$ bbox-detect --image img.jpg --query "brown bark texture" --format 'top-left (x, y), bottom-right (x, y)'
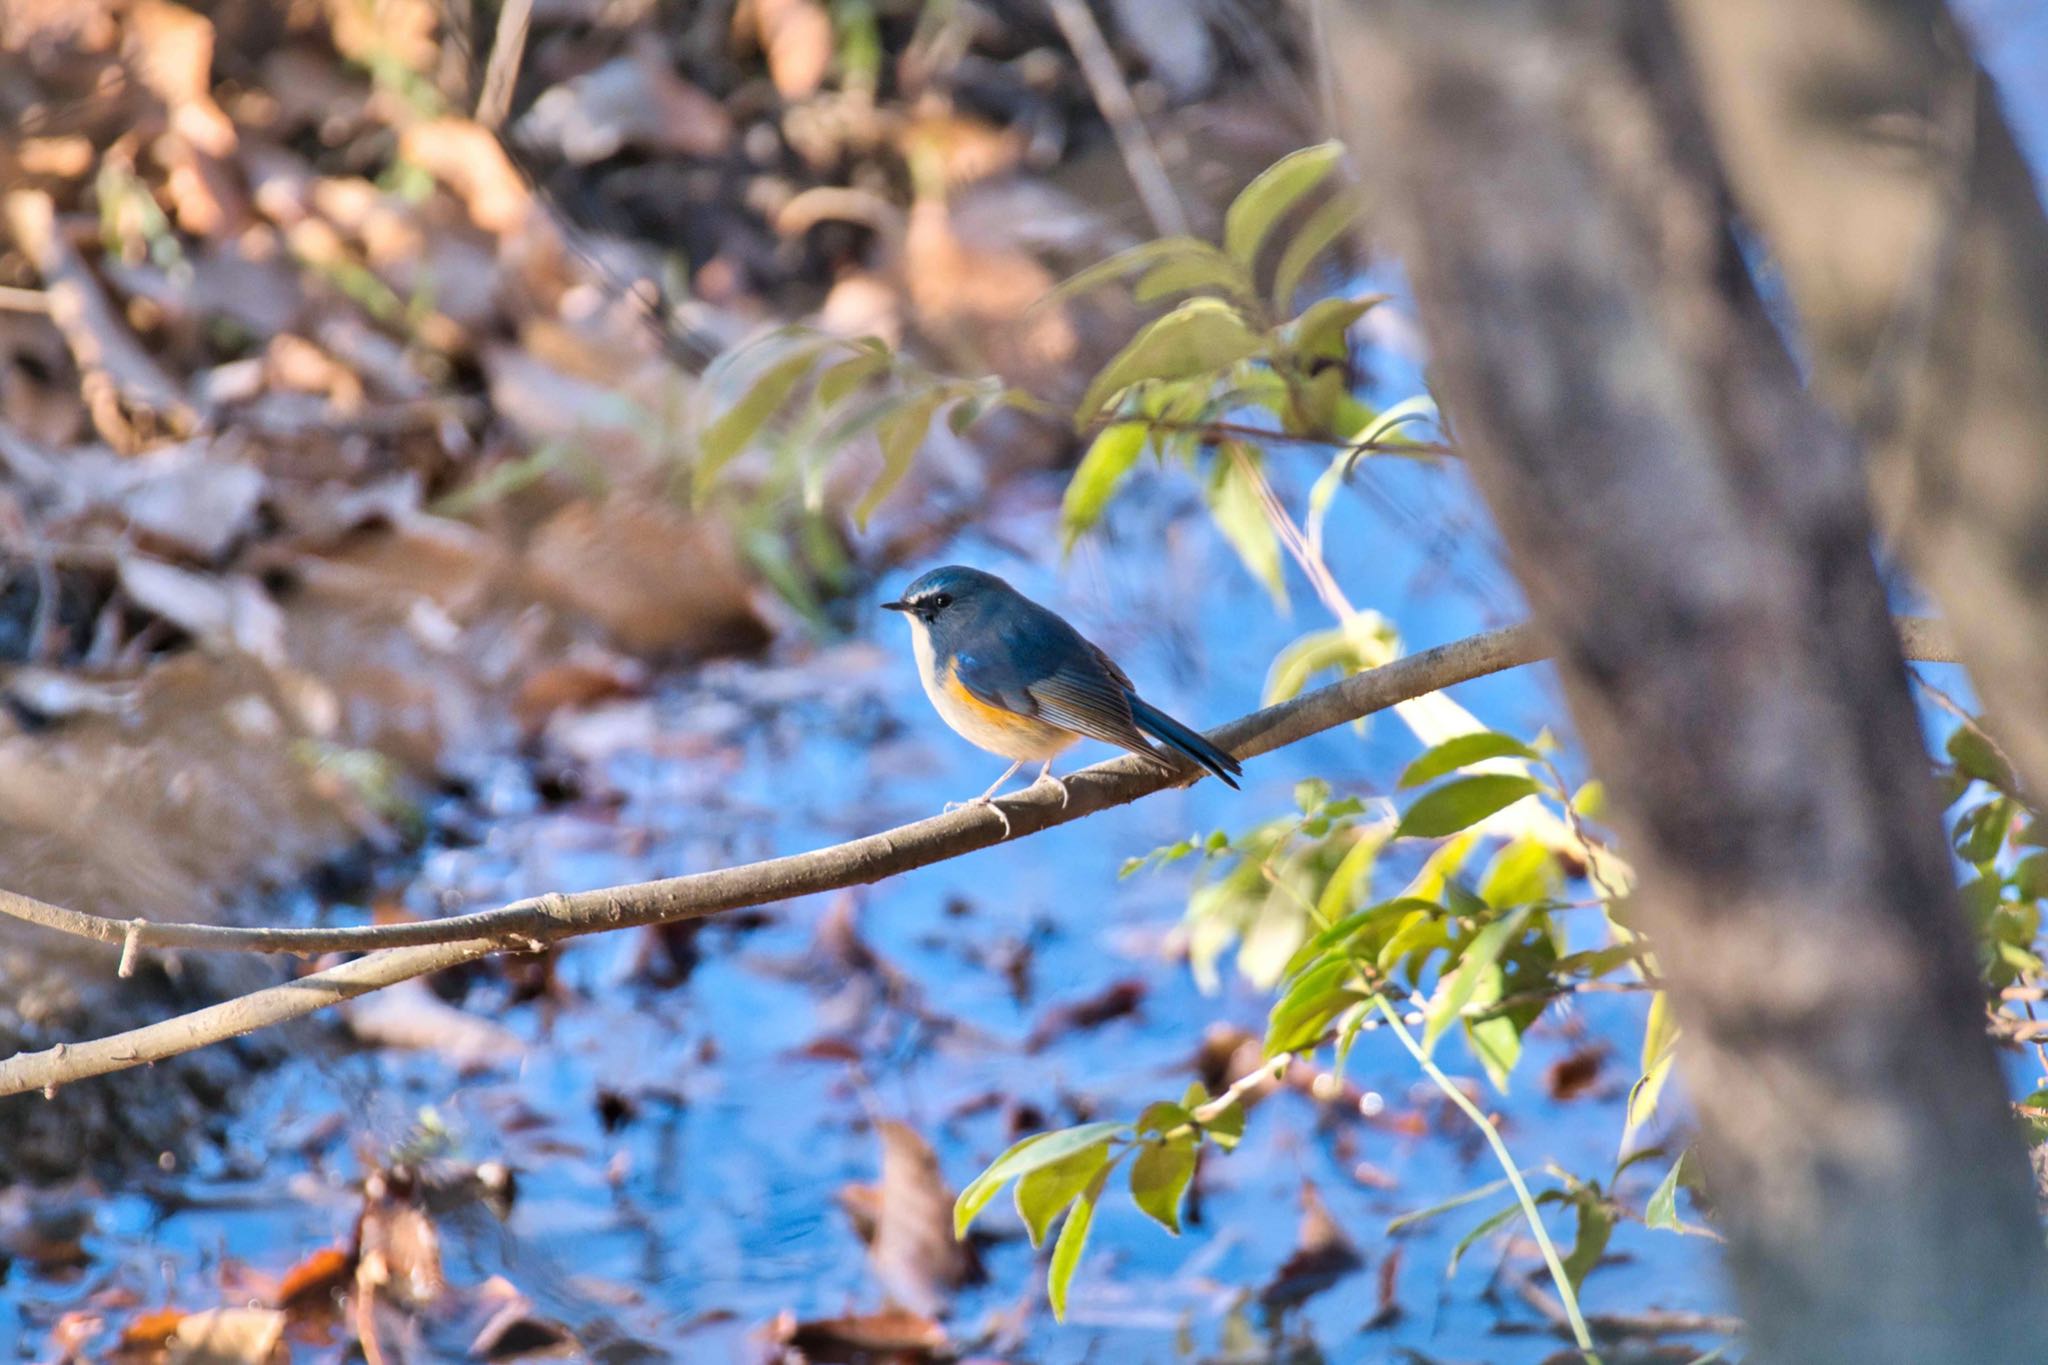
top-left (1674, 0), bottom-right (2048, 803)
top-left (1326, 2), bottom-right (2047, 1359)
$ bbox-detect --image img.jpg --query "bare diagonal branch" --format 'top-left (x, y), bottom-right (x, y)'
top-left (0, 618), bottom-right (1956, 1098)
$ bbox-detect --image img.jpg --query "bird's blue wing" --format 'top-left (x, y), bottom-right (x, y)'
top-left (953, 634), bottom-right (1154, 755)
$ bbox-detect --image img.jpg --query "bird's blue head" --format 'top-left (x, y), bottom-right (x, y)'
top-left (880, 565), bottom-right (1015, 629)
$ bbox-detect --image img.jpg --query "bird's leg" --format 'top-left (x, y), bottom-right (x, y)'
top-left (946, 759), bottom-right (1025, 835)
top-left (1034, 758), bottom-right (1070, 809)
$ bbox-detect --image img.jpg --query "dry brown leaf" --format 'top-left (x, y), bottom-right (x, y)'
top-left (1545, 1046), bottom-right (1607, 1101)
top-left (868, 1121), bottom-right (980, 1316)
top-left (1259, 1180), bottom-right (1363, 1311)
top-left (275, 1245), bottom-right (353, 1309)
top-left (750, 0), bottom-right (833, 101)
top-left (779, 1305), bottom-right (948, 1355)
top-left (125, 0), bottom-right (237, 156)
top-left (399, 120), bottom-right (534, 236)
top-left (524, 497), bottom-right (768, 658)
top-left (120, 1306), bottom-right (189, 1349)
top-left (167, 1306), bottom-right (287, 1364)
top-left (1025, 977), bottom-right (1145, 1052)
top-left (515, 653), bottom-right (647, 730)
top-left (356, 1174), bottom-right (444, 1312)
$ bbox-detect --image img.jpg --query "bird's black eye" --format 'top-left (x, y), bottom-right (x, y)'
top-left (928, 593), bottom-right (952, 611)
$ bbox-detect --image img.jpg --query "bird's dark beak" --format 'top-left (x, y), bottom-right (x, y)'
top-left (880, 600), bottom-right (910, 613)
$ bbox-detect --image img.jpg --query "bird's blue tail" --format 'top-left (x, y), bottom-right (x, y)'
top-left (1128, 695), bottom-right (1243, 789)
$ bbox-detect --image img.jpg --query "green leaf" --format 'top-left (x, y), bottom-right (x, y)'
top-left (1134, 250), bottom-right (1256, 305)
top-left (1425, 905), bottom-right (1534, 1053)
top-left (1465, 1011), bottom-right (1523, 1092)
top-left (1289, 294), bottom-right (1386, 362)
top-left (1443, 1201), bottom-right (1523, 1278)
top-left (1048, 1164), bottom-right (1111, 1321)
top-left (1947, 724), bottom-right (2016, 794)
top-left (1264, 620), bottom-right (1388, 704)
top-left (1399, 732), bottom-right (1542, 789)
top-left (1561, 1195), bottom-right (1613, 1291)
top-left (1076, 297), bottom-right (1263, 426)
top-left (854, 388), bottom-right (946, 528)
top-left (1129, 1135), bottom-right (1197, 1233)
top-left (1046, 235), bottom-right (1243, 306)
top-left (696, 346), bottom-right (820, 492)
top-left (1478, 838), bottom-right (1559, 910)
top-left (814, 347), bottom-right (891, 409)
top-left (1134, 1100), bottom-right (1192, 1135)
top-left (1272, 187), bottom-right (1363, 312)
top-left (1203, 1097), bottom-right (1245, 1151)
top-left (1645, 1148), bottom-right (1708, 1234)
top-left (1396, 774), bottom-right (1540, 839)
top-left (1224, 141), bottom-right (1343, 271)
top-left (1061, 421), bottom-right (1150, 546)
top-left (1385, 1174), bottom-right (1520, 1234)
top-left (1015, 1138), bottom-right (1113, 1246)
top-left (952, 1121), bottom-right (1128, 1238)
top-left (1265, 954), bottom-right (1368, 1056)
top-left (1207, 446), bottom-right (1287, 606)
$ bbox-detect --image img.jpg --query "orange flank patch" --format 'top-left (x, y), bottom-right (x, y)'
top-left (943, 668), bottom-right (1046, 739)
top-left (937, 660), bottom-right (1077, 760)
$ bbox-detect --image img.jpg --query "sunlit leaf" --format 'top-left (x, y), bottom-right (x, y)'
top-left (1048, 1164), bottom-right (1111, 1321)
top-left (1399, 732), bottom-right (1542, 789)
top-left (697, 346), bottom-right (820, 493)
top-left (952, 1121), bottom-right (1128, 1238)
top-left (1289, 293), bottom-right (1387, 362)
top-left (1015, 1138), bottom-right (1113, 1247)
top-left (1046, 236), bottom-right (1244, 307)
top-left (1077, 298), bottom-right (1264, 426)
top-left (1272, 187), bottom-right (1364, 312)
top-left (814, 347), bottom-right (891, 409)
top-left (1061, 421), bottom-right (1149, 546)
top-left (854, 388), bottom-right (946, 528)
top-left (1224, 141), bottom-right (1343, 272)
top-left (1207, 445), bottom-right (1287, 606)
top-left (1948, 724), bottom-right (2017, 794)
top-left (1129, 1135), bottom-right (1197, 1233)
top-left (1134, 250), bottom-right (1256, 305)
top-left (1478, 838), bottom-right (1559, 910)
top-left (1425, 905), bottom-right (1534, 1053)
top-left (1396, 774), bottom-right (1540, 839)
top-left (1203, 1096), bottom-right (1245, 1150)
top-left (1465, 1010), bottom-right (1523, 1091)
top-left (1645, 1148), bottom-right (1709, 1234)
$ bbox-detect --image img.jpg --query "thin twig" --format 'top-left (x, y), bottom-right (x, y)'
top-left (1376, 995), bottom-right (1601, 1361)
top-left (1045, 0), bottom-right (1189, 237)
top-left (474, 0), bottom-right (535, 130)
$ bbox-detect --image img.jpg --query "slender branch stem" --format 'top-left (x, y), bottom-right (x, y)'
top-left (1374, 995), bottom-right (1600, 1361)
top-left (0, 617), bottom-right (1957, 1097)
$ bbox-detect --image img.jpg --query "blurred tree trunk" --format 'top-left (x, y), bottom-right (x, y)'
top-left (1322, 2), bottom-right (2047, 1360)
top-left (1670, 0), bottom-right (2048, 801)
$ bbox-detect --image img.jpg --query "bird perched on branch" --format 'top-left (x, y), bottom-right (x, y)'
top-left (883, 565), bottom-right (1242, 832)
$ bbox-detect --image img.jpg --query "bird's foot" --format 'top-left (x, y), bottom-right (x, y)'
top-left (1036, 772), bottom-right (1071, 808)
top-left (944, 795), bottom-right (1012, 837)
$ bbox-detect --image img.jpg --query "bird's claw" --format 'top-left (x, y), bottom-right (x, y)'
top-left (945, 795), bottom-right (1012, 838)
top-left (1038, 773), bottom-right (1071, 808)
